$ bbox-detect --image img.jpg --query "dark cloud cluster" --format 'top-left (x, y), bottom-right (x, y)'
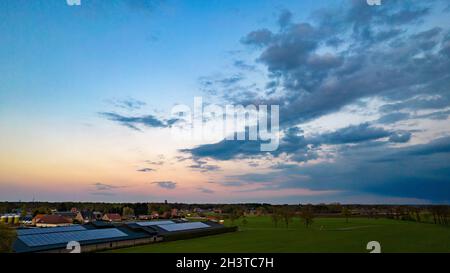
top-left (173, 155), bottom-right (221, 172)
top-left (377, 112), bottom-right (411, 124)
top-left (145, 160), bottom-right (164, 165)
top-left (197, 187), bottom-right (214, 194)
top-left (183, 1), bottom-right (450, 202)
top-left (312, 123), bottom-right (391, 145)
top-left (198, 74), bottom-right (247, 96)
top-left (108, 98), bottom-right (146, 110)
top-left (91, 182), bottom-right (125, 196)
top-left (224, 1), bottom-right (450, 128)
top-left (388, 131), bottom-right (412, 143)
top-left (187, 157), bottom-right (221, 173)
top-left (99, 112), bottom-right (171, 131)
top-left (220, 136), bottom-right (450, 202)
top-left (184, 123), bottom-right (412, 162)
top-left (241, 29), bottom-right (273, 46)
top-left (152, 181), bottom-right (176, 189)
top-left (233, 60), bottom-right (256, 71)
top-left (92, 182), bottom-right (121, 191)
top-left (137, 168), bottom-right (154, 172)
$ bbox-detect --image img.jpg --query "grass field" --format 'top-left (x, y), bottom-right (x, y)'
top-left (109, 216), bottom-right (450, 253)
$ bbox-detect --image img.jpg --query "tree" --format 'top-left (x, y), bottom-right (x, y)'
top-left (271, 208), bottom-right (281, 228)
top-left (228, 208), bottom-right (243, 225)
top-left (395, 207), bottom-right (404, 220)
top-left (0, 223), bottom-right (16, 253)
top-left (158, 204), bottom-right (171, 215)
top-left (299, 206), bottom-right (315, 228)
top-left (241, 216), bottom-right (248, 226)
top-left (57, 202), bottom-right (68, 212)
top-left (148, 203), bottom-right (158, 215)
top-left (20, 204), bottom-right (27, 218)
top-left (122, 206), bottom-right (135, 219)
top-left (414, 208), bottom-right (421, 223)
top-left (342, 207), bottom-right (351, 223)
top-left (280, 207), bottom-right (295, 228)
top-left (255, 206), bottom-right (267, 216)
top-left (33, 206), bottom-right (51, 217)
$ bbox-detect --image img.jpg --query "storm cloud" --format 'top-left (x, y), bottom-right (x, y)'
top-left (182, 0), bottom-right (450, 202)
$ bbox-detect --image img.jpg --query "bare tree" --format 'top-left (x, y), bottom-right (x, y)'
top-left (299, 205), bottom-right (315, 228)
top-left (280, 207), bottom-right (295, 228)
top-left (342, 207), bottom-right (351, 223)
top-left (271, 208), bottom-right (281, 228)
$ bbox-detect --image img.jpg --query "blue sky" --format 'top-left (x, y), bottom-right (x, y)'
top-left (1, 0), bottom-right (450, 204)
top-left (0, 0), bottom-right (325, 112)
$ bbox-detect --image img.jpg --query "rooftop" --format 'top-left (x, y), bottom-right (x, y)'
top-left (13, 220), bottom-right (228, 253)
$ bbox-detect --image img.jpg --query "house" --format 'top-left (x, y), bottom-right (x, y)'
top-left (76, 210), bottom-right (94, 223)
top-left (138, 215), bottom-right (152, 220)
top-left (33, 214), bottom-right (73, 227)
top-left (150, 211), bottom-right (159, 219)
top-left (160, 211), bottom-right (171, 219)
top-left (54, 211), bottom-right (77, 221)
top-left (32, 214), bottom-right (49, 226)
top-left (102, 213), bottom-right (122, 222)
top-left (194, 208), bottom-right (205, 213)
top-left (207, 215), bottom-right (219, 222)
top-left (171, 208), bottom-right (179, 218)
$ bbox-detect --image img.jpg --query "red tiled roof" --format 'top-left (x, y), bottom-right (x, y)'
top-left (35, 214), bottom-right (72, 224)
top-left (33, 214), bottom-right (46, 221)
top-left (104, 213), bottom-right (121, 220)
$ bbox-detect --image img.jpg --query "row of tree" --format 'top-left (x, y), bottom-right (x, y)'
top-left (385, 205), bottom-right (450, 226)
top-left (271, 206), bottom-right (315, 228)
top-left (1, 202), bottom-right (449, 226)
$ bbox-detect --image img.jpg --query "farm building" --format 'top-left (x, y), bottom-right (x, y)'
top-left (102, 213), bottom-right (122, 222)
top-left (33, 214), bottom-right (73, 227)
top-left (13, 220), bottom-right (236, 253)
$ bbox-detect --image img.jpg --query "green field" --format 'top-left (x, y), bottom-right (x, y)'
top-left (109, 217), bottom-right (450, 253)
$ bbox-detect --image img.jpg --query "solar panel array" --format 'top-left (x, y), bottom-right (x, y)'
top-left (136, 220), bottom-right (174, 226)
top-left (158, 222), bottom-right (210, 232)
top-left (17, 225), bottom-right (86, 236)
top-left (19, 228), bottom-right (128, 247)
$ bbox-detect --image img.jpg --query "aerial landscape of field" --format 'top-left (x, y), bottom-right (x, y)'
top-left (111, 216), bottom-right (450, 253)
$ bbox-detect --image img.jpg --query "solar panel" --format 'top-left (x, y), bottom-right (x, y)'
top-left (19, 228), bottom-right (128, 247)
top-left (17, 225), bottom-right (86, 236)
top-left (136, 220), bottom-right (174, 226)
top-left (158, 222), bottom-right (210, 232)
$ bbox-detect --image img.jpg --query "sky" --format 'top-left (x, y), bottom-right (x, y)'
top-left (1, 0), bottom-right (450, 204)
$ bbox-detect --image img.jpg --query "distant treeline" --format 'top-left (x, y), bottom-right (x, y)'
top-left (0, 201), bottom-right (448, 220)
top-left (1, 202), bottom-right (274, 216)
